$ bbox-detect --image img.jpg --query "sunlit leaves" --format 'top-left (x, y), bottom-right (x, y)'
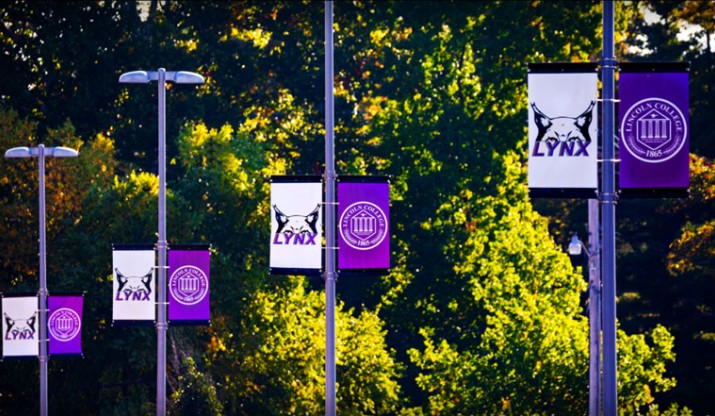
top-left (667, 155), bottom-right (715, 276)
top-left (617, 325), bottom-right (678, 414)
top-left (210, 277), bottom-right (402, 415)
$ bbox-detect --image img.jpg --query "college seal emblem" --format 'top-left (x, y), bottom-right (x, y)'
top-left (339, 201), bottom-right (388, 250)
top-left (620, 97), bottom-right (687, 163)
top-left (48, 308), bottom-right (81, 342)
top-left (169, 265), bottom-right (209, 306)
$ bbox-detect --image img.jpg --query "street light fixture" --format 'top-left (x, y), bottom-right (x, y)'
top-left (569, 233), bottom-right (589, 257)
top-left (119, 67), bottom-right (204, 416)
top-left (4, 144), bottom-right (79, 416)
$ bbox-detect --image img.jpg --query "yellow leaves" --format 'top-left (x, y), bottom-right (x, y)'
top-left (365, 136), bottom-right (382, 146)
top-left (267, 157), bottom-right (287, 176)
top-left (453, 210), bottom-right (467, 225)
top-left (333, 77), bottom-right (352, 100)
top-left (394, 26), bottom-right (413, 43)
top-left (175, 38), bottom-right (198, 52)
top-left (358, 95), bottom-right (388, 122)
top-left (370, 28), bottom-right (390, 45)
top-left (119, 170), bottom-right (159, 197)
top-left (439, 23), bottom-right (452, 42)
top-left (208, 335), bottom-right (227, 353)
top-left (667, 220), bottom-right (715, 275)
top-left (229, 26), bottom-right (271, 49)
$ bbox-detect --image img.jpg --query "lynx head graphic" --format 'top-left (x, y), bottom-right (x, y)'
top-left (115, 268), bottom-right (153, 295)
top-left (531, 101), bottom-right (595, 143)
top-left (273, 204), bottom-right (320, 235)
top-left (4, 312), bottom-right (37, 340)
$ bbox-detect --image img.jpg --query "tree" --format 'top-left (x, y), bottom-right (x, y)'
top-left (173, 122), bottom-right (403, 415)
top-left (616, 2), bottom-right (715, 413)
top-left (0, 1), bottom-right (700, 414)
top-left (171, 357), bottom-right (224, 416)
top-left (405, 153), bottom-right (676, 414)
top-left (204, 277), bottom-right (401, 415)
top-left (328, 1), bottom-right (680, 412)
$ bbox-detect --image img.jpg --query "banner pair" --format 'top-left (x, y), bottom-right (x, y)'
top-left (269, 176), bottom-right (390, 275)
top-left (528, 62), bottom-right (689, 198)
top-left (112, 245), bottom-right (210, 325)
top-left (2, 294), bottom-right (84, 358)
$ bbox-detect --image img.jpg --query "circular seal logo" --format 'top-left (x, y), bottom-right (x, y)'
top-left (339, 201), bottom-right (388, 250)
top-left (620, 98), bottom-right (687, 163)
top-left (169, 266), bottom-right (209, 306)
top-left (48, 308), bottom-right (81, 342)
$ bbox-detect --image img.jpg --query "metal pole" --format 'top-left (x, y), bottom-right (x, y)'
top-left (324, 2), bottom-right (337, 415)
top-left (588, 198), bottom-right (601, 416)
top-left (38, 144), bottom-right (48, 416)
top-left (6, 145), bottom-right (77, 415)
top-left (156, 68), bottom-right (168, 416)
top-left (119, 68), bottom-right (202, 416)
top-left (601, 1), bottom-right (618, 414)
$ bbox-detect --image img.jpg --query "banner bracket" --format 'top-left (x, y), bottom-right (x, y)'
top-left (599, 192), bottom-right (619, 203)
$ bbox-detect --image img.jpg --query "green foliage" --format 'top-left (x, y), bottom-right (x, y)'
top-left (408, 163), bottom-right (679, 411)
top-left (173, 121), bottom-right (402, 415)
top-left (206, 277), bottom-right (402, 415)
top-left (667, 155), bottom-right (715, 276)
top-left (171, 357), bottom-right (224, 416)
top-left (617, 325), bottom-right (677, 414)
top-left (646, 402), bottom-right (694, 416)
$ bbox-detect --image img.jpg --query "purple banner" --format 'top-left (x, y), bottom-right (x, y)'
top-left (48, 295), bottom-right (83, 356)
top-left (337, 179), bottom-right (390, 272)
top-left (168, 246), bottom-right (210, 324)
top-left (619, 64), bottom-right (689, 194)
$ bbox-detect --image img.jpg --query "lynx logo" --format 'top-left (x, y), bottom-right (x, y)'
top-left (621, 98), bottom-right (686, 163)
top-left (531, 101), bottom-right (595, 157)
top-left (169, 265), bottom-right (208, 306)
top-left (48, 308), bottom-right (81, 342)
top-left (272, 204), bottom-right (320, 246)
top-left (115, 268), bottom-right (153, 301)
top-left (4, 312), bottom-right (37, 341)
top-left (339, 202), bottom-right (387, 250)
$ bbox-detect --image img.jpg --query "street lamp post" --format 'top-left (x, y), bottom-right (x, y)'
top-left (119, 68), bottom-right (204, 416)
top-left (324, 2), bottom-right (337, 415)
top-left (5, 144), bottom-right (79, 416)
top-left (568, 199), bottom-right (601, 416)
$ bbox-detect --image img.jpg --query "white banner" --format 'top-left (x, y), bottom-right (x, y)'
top-left (112, 246), bottom-right (155, 323)
top-left (2, 296), bottom-right (39, 358)
top-left (528, 64), bottom-right (598, 197)
top-left (270, 177), bottom-right (323, 274)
